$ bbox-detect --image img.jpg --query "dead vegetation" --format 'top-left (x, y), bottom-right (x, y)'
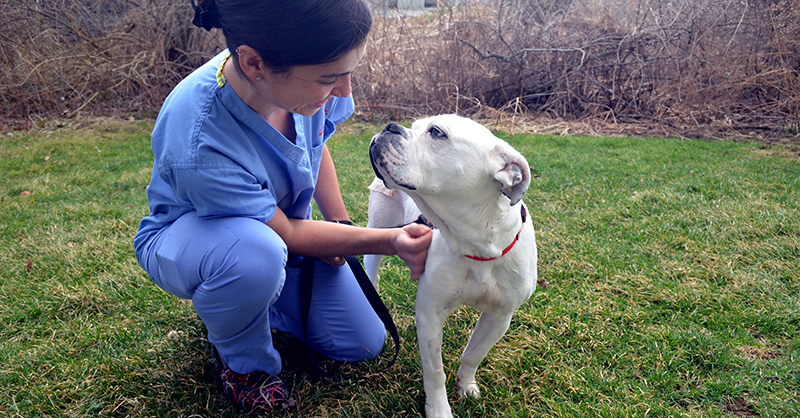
top-left (0, 0), bottom-right (224, 122)
top-left (1, 0), bottom-right (798, 140)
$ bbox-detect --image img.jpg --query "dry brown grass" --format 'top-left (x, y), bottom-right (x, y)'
top-left (1, 0), bottom-right (798, 139)
top-left (357, 0), bottom-right (800, 137)
top-left (0, 0), bottom-right (223, 122)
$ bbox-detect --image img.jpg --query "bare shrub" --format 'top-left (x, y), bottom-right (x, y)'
top-left (356, 0), bottom-right (799, 131)
top-left (1, 0), bottom-right (797, 135)
top-left (0, 0), bottom-right (224, 119)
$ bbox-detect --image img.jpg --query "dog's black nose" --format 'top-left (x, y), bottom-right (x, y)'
top-left (384, 123), bottom-right (404, 135)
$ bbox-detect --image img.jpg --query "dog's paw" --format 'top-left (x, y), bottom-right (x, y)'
top-left (425, 400), bottom-right (454, 418)
top-left (455, 378), bottom-right (481, 399)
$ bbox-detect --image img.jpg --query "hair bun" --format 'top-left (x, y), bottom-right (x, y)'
top-left (190, 0), bottom-right (220, 31)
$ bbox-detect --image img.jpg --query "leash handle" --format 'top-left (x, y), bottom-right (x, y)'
top-left (300, 256), bottom-right (401, 379)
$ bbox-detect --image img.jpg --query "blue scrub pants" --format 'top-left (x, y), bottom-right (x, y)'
top-left (136, 211), bottom-right (386, 376)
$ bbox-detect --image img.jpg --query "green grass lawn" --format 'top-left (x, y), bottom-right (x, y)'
top-left (1, 118), bottom-right (798, 417)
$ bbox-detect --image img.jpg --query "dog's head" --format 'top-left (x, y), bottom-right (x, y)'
top-left (369, 114), bottom-right (531, 206)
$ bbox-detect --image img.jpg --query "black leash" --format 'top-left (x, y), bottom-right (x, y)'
top-left (299, 255), bottom-right (401, 379)
top-left (381, 214), bottom-right (434, 230)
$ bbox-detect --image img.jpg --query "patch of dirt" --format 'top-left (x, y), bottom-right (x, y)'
top-left (735, 334), bottom-right (780, 361)
top-left (735, 345), bottom-right (778, 361)
top-left (722, 398), bottom-right (760, 417)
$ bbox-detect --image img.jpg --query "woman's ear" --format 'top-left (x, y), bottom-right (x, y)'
top-left (235, 45), bottom-right (265, 83)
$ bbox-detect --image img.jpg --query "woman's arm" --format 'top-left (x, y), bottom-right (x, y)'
top-left (310, 144), bottom-right (351, 266)
top-left (267, 144), bottom-right (433, 279)
top-left (313, 145), bottom-right (350, 223)
top-left (266, 206), bottom-right (432, 280)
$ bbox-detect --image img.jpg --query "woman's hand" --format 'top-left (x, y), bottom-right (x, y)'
top-left (393, 223), bottom-right (433, 281)
top-left (320, 256), bottom-right (346, 267)
top-left (267, 205), bottom-right (432, 277)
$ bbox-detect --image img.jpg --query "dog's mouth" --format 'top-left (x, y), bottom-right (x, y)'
top-left (369, 152), bottom-right (418, 192)
top-left (369, 148), bottom-right (386, 184)
top-left (369, 132), bottom-right (418, 192)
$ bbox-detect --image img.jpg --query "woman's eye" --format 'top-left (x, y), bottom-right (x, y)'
top-left (320, 78), bottom-right (338, 86)
top-left (429, 126), bottom-right (447, 139)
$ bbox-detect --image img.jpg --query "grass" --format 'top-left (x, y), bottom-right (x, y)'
top-left (1, 117), bottom-right (798, 418)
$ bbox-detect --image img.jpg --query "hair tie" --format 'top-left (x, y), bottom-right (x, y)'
top-left (190, 0), bottom-right (220, 31)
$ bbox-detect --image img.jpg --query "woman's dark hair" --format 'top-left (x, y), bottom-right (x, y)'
top-left (193, 0), bottom-right (372, 75)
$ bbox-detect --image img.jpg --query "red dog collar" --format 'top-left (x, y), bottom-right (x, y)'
top-left (465, 205), bottom-right (527, 261)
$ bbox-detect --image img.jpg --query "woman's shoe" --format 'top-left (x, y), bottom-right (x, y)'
top-left (212, 346), bottom-right (296, 413)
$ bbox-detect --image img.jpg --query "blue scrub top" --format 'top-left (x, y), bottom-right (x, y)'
top-left (134, 50), bottom-right (355, 257)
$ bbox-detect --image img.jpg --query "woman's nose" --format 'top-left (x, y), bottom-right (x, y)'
top-left (331, 74), bottom-right (352, 98)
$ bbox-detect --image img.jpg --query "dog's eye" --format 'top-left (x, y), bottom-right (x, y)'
top-left (428, 126), bottom-right (447, 140)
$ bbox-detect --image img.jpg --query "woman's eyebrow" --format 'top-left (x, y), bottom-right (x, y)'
top-left (319, 71), bottom-right (351, 79)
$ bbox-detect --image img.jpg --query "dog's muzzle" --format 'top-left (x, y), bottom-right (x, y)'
top-left (369, 142), bottom-right (386, 183)
top-left (369, 123), bottom-right (417, 191)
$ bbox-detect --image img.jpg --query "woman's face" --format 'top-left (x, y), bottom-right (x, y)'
top-left (263, 43), bottom-right (367, 117)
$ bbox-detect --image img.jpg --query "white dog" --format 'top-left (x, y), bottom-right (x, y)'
top-left (368, 115), bottom-right (538, 418)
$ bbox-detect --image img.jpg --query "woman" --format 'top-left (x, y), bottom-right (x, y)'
top-left (133, 0), bottom-right (433, 412)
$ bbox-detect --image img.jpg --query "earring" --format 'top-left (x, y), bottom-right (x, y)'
top-left (255, 76), bottom-right (262, 82)
top-left (236, 48), bottom-right (244, 56)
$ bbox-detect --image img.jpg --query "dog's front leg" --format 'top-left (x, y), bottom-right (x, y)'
top-left (416, 298), bottom-right (455, 418)
top-left (363, 254), bottom-right (383, 289)
top-left (455, 310), bottom-right (513, 399)
top-left (366, 184), bottom-right (413, 288)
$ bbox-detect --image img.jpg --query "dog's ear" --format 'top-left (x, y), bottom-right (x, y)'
top-left (490, 145), bottom-right (531, 205)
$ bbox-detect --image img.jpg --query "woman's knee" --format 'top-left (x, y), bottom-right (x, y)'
top-left (201, 220), bottom-right (287, 300)
top-left (192, 221), bottom-right (288, 340)
top-left (231, 224), bottom-right (287, 276)
top-left (324, 312), bottom-right (386, 362)
top-left (345, 326), bottom-right (386, 362)
top-left (303, 261), bottom-right (388, 362)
